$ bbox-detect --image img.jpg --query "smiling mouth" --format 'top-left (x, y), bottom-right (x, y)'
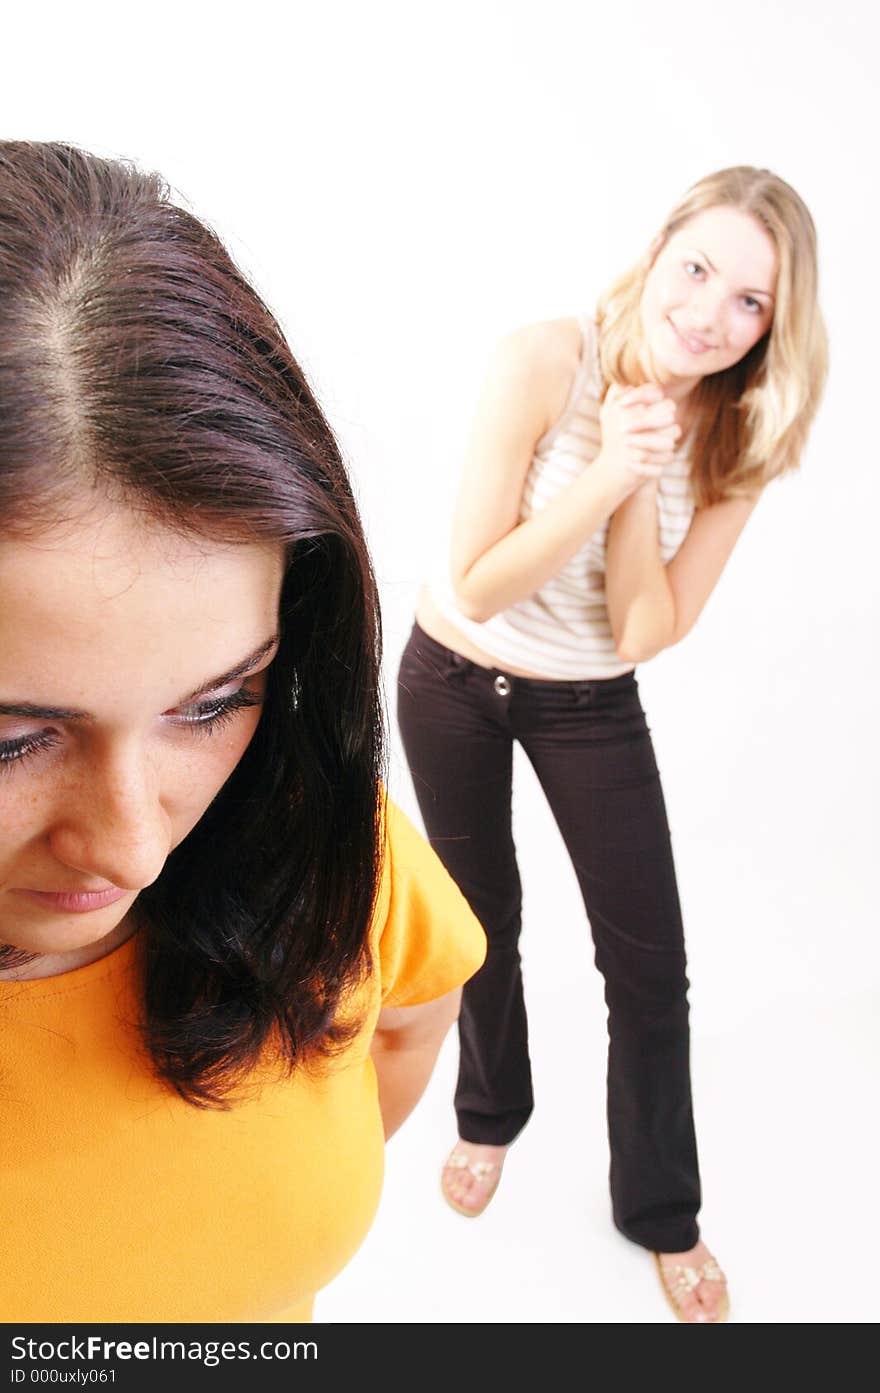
top-left (668, 318), bottom-right (715, 354)
top-left (14, 887), bottom-right (128, 913)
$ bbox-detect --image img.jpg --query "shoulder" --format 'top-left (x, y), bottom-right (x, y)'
top-left (379, 797), bottom-right (485, 945)
top-left (373, 797), bottom-right (487, 1008)
top-left (481, 317), bottom-right (587, 435)
top-left (490, 316), bottom-right (584, 386)
top-left (380, 797), bottom-right (460, 894)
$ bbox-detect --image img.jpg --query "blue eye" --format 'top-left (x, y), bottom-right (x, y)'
top-left (742, 296), bottom-right (762, 314)
top-left (684, 261), bottom-right (705, 277)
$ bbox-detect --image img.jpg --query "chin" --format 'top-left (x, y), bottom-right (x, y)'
top-left (6, 930), bottom-right (101, 959)
top-left (655, 339), bottom-right (721, 382)
top-left (648, 340), bottom-right (689, 380)
top-left (6, 912), bottom-right (128, 959)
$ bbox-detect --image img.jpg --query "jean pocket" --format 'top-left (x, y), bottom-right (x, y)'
top-left (398, 637), bottom-right (467, 687)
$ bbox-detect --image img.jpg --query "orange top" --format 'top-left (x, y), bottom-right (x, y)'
top-left (0, 799), bottom-right (486, 1323)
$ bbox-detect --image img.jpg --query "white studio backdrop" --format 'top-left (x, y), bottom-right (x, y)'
top-left (4, 0), bottom-right (878, 1322)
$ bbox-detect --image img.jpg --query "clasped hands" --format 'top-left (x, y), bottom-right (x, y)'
top-left (594, 383), bottom-right (682, 500)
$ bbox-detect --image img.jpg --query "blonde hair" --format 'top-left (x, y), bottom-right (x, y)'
top-left (596, 167), bottom-right (828, 506)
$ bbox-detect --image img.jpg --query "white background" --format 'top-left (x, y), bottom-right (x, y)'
top-left (5, 0), bottom-right (878, 1323)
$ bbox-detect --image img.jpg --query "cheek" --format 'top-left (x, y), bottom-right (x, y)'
top-left (727, 314), bottom-right (770, 355)
top-left (0, 710), bottom-right (266, 871)
top-left (0, 785), bottom-right (49, 874)
top-left (643, 268), bottom-right (680, 325)
top-left (661, 268), bottom-right (686, 305)
top-left (163, 709), bottom-right (263, 833)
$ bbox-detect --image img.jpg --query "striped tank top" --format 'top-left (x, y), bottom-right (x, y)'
top-left (429, 314), bottom-right (696, 679)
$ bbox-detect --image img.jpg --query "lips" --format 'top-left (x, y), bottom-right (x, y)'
top-left (14, 886), bottom-right (128, 913)
top-left (668, 317), bottom-right (714, 355)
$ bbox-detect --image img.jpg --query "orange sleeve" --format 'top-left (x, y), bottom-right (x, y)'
top-left (375, 798), bottom-right (487, 1007)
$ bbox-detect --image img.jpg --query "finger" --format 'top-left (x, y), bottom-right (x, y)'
top-left (624, 423), bottom-right (680, 447)
top-left (626, 441), bottom-right (676, 467)
top-left (623, 400), bottom-right (678, 429)
top-left (619, 383), bottom-right (666, 406)
top-left (624, 429), bottom-right (681, 454)
top-left (631, 461), bottom-right (664, 478)
top-left (625, 444), bottom-right (668, 468)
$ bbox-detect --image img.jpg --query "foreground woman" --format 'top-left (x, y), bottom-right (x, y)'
top-left (0, 141), bottom-right (485, 1324)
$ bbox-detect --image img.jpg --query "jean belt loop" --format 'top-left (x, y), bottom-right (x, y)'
top-left (446, 649), bottom-right (469, 681)
top-left (575, 679), bottom-right (594, 706)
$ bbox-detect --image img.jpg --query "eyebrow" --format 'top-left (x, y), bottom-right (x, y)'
top-left (691, 248), bottom-right (775, 301)
top-left (0, 634), bottom-right (281, 723)
top-left (181, 635), bottom-right (280, 702)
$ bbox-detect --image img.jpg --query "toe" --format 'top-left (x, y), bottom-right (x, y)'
top-left (658, 1271), bottom-right (703, 1323)
top-left (694, 1278), bottom-right (727, 1322)
top-left (442, 1169), bottom-right (469, 1205)
top-left (678, 1291), bottom-right (706, 1323)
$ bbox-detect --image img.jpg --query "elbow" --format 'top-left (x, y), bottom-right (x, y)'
top-left (614, 637), bottom-right (660, 665)
top-left (457, 598), bottom-right (496, 624)
top-left (611, 597), bottom-right (680, 665)
top-left (613, 622), bottom-right (677, 665)
top-left (450, 576), bottom-right (497, 624)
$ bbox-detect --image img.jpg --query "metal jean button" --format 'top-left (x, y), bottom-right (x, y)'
top-left (493, 674), bottom-right (511, 697)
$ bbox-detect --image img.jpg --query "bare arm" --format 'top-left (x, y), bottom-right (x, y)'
top-left (370, 988), bottom-right (462, 1140)
top-left (605, 482), bottom-right (761, 662)
top-left (449, 326), bottom-right (678, 622)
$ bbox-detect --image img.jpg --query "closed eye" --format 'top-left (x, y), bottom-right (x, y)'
top-left (0, 729), bottom-right (63, 774)
top-left (164, 685), bottom-right (264, 736)
top-left (0, 685), bottom-right (266, 776)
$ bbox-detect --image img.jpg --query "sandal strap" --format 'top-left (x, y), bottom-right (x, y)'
top-left (444, 1150), bottom-right (501, 1180)
top-left (661, 1258), bottom-right (726, 1295)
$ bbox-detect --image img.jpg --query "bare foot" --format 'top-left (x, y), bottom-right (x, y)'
top-left (440, 1140), bottom-right (507, 1217)
top-left (656, 1240), bottom-right (729, 1322)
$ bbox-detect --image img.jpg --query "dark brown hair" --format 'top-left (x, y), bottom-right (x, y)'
top-left (0, 141), bottom-right (386, 1105)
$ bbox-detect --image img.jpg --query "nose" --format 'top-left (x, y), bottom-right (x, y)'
top-left (686, 288), bottom-right (724, 335)
top-left (47, 743), bottom-right (171, 891)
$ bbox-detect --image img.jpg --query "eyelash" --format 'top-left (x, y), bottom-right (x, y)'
top-left (684, 262), bottom-right (763, 314)
top-left (173, 687), bottom-right (264, 735)
top-left (0, 687), bottom-right (264, 776)
top-left (0, 730), bottom-right (60, 773)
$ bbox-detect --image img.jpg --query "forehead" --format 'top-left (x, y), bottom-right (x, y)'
top-left (0, 507), bottom-right (284, 705)
top-left (668, 206), bottom-right (779, 288)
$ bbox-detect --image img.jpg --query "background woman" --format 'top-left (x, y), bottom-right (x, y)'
top-left (397, 166), bottom-right (827, 1323)
top-left (0, 141), bottom-right (485, 1324)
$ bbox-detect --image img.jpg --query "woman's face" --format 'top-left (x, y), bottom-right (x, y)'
top-left (0, 506), bottom-right (284, 975)
top-left (638, 205), bottom-right (779, 389)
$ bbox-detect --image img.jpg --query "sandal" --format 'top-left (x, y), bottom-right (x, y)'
top-left (440, 1146), bottom-right (503, 1218)
top-left (654, 1252), bottom-right (730, 1323)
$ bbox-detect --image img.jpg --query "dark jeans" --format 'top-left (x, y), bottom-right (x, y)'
top-left (396, 622), bottom-right (701, 1252)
